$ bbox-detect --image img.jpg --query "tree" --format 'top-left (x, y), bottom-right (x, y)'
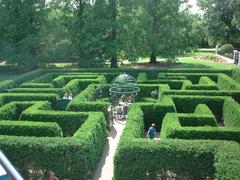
top-left (0, 0), bottom-right (46, 65)
top-left (198, 0), bottom-right (240, 47)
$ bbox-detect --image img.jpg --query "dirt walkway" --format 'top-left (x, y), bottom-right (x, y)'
top-left (92, 120), bottom-right (126, 180)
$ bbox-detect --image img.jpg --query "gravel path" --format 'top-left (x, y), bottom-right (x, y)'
top-left (92, 120), bottom-right (126, 180)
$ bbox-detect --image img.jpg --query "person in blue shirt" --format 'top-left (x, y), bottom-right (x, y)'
top-left (147, 123), bottom-right (156, 139)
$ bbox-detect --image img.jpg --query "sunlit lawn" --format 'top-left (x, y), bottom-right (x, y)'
top-left (124, 50), bottom-right (237, 69)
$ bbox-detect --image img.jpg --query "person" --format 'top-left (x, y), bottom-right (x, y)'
top-left (63, 92), bottom-right (68, 99)
top-left (68, 92), bottom-right (73, 100)
top-left (147, 123), bottom-right (156, 140)
top-left (215, 43), bottom-right (219, 54)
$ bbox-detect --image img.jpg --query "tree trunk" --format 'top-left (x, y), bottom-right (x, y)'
top-left (149, 8), bottom-right (158, 64)
top-left (110, 0), bottom-right (118, 68)
top-left (110, 54), bottom-right (117, 68)
top-left (150, 51), bottom-right (157, 64)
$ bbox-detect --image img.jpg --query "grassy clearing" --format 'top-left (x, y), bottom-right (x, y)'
top-left (123, 50), bottom-right (237, 69)
top-left (0, 74), bottom-right (20, 81)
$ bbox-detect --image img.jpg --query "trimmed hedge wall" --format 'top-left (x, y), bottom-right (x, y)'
top-left (217, 74), bottom-right (240, 90)
top-left (160, 90), bottom-right (240, 103)
top-left (115, 105), bottom-right (240, 179)
top-left (20, 102), bottom-right (89, 136)
top-left (114, 139), bottom-right (240, 180)
top-left (231, 68), bottom-right (240, 83)
top-left (161, 113), bottom-right (240, 143)
top-left (0, 93), bottom-right (57, 107)
top-left (20, 83), bottom-right (54, 88)
top-left (223, 98), bottom-right (240, 127)
top-left (0, 111), bottom-right (107, 179)
top-left (0, 69), bottom-right (45, 90)
top-left (169, 95), bottom-right (226, 119)
top-left (0, 120), bottom-right (63, 137)
top-left (10, 88), bottom-right (63, 95)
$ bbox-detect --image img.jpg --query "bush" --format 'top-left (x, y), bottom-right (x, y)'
top-left (20, 102), bottom-right (89, 136)
top-left (0, 93), bottom-right (57, 107)
top-left (0, 120), bottom-right (63, 137)
top-left (217, 74), bottom-right (240, 90)
top-left (232, 68), bottom-right (240, 84)
top-left (223, 98), bottom-right (240, 127)
top-left (10, 88), bottom-right (63, 95)
top-left (0, 69), bottom-right (44, 89)
top-left (114, 101), bottom-right (240, 180)
top-left (218, 44), bottom-right (234, 54)
top-left (160, 90), bottom-right (240, 103)
top-left (20, 83), bottom-right (54, 88)
top-left (169, 95), bottom-right (225, 118)
top-left (136, 73), bottom-right (148, 83)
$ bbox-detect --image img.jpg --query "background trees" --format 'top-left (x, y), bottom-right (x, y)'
top-left (0, 0), bottom-right (239, 68)
top-left (198, 0), bottom-right (240, 47)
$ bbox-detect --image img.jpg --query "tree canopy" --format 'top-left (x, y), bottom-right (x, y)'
top-left (0, 0), bottom-right (239, 67)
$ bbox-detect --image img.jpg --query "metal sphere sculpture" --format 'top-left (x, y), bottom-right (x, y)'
top-left (109, 73), bottom-right (140, 104)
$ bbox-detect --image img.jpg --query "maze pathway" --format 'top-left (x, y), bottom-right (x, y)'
top-left (92, 120), bottom-right (126, 180)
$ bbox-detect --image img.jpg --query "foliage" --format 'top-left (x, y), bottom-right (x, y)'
top-left (218, 44), bottom-right (234, 54)
top-left (198, 0), bottom-right (240, 46)
top-left (0, 120), bottom-right (63, 137)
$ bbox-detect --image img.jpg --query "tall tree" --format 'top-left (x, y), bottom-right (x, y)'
top-left (0, 0), bottom-right (46, 65)
top-left (198, 0), bottom-right (240, 47)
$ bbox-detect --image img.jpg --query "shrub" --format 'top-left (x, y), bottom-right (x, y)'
top-left (20, 102), bottom-right (89, 136)
top-left (10, 88), bottom-right (63, 95)
top-left (20, 83), bottom-right (54, 88)
top-left (0, 69), bottom-right (45, 89)
top-left (136, 73), bottom-right (148, 83)
top-left (231, 68), bottom-right (240, 83)
top-left (0, 93), bottom-right (57, 107)
top-left (169, 95), bottom-right (225, 118)
top-left (0, 120), bottom-right (63, 137)
top-left (223, 98), bottom-right (240, 127)
top-left (217, 74), bottom-right (240, 90)
top-left (218, 44), bottom-right (234, 54)
top-left (161, 113), bottom-right (240, 143)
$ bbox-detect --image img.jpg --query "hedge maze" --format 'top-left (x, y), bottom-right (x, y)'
top-left (0, 68), bottom-right (240, 179)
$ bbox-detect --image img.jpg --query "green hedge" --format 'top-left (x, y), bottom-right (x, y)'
top-left (199, 76), bottom-right (217, 85)
top-left (29, 73), bottom-right (58, 83)
top-left (232, 68), bottom-right (240, 83)
top-left (169, 95), bottom-right (225, 119)
top-left (0, 120), bottom-right (63, 137)
top-left (20, 102), bottom-right (89, 136)
top-left (0, 111), bottom-right (107, 179)
top-left (73, 112), bottom-right (107, 172)
top-left (217, 74), bottom-right (240, 90)
top-left (114, 102), bottom-right (240, 179)
top-left (136, 73), bottom-right (148, 83)
top-left (160, 90), bottom-right (240, 103)
top-left (194, 104), bottom-right (215, 116)
top-left (161, 113), bottom-right (240, 143)
top-left (140, 79), bottom-right (185, 90)
top-left (157, 73), bottom-right (218, 84)
top-left (0, 102), bottom-right (35, 120)
top-left (185, 84), bottom-right (218, 90)
top-left (10, 88), bottom-right (63, 95)
top-left (52, 74), bottom-right (100, 88)
top-left (223, 98), bottom-right (240, 127)
top-left (136, 99), bottom-right (176, 130)
top-left (0, 93), bottom-right (57, 107)
top-left (0, 69), bottom-right (44, 89)
top-left (20, 83), bottom-right (54, 88)
top-left (115, 139), bottom-right (240, 179)
top-left (218, 44), bottom-right (234, 54)
top-left (178, 113), bottom-right (217, 127)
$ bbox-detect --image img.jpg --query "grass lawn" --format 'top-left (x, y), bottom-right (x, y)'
top-left (123, 50), bottom-right (237, 69)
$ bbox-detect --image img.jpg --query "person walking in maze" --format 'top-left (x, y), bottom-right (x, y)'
top-left (147, 123), bottom-right (156, 140)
